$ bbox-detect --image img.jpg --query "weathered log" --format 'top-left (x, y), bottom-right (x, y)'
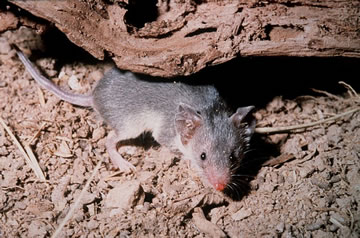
top-left (7, 0), bottom-right (360, 77)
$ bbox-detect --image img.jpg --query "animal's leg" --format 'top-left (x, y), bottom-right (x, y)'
top-left (106, 130), bottom-right (136, 172)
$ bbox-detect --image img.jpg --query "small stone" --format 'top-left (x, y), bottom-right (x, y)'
top-left (0, 146), bottom-right (9, 156)
top-left (299, 165), bottom-right (315, 178)
top-left (330, 213), bottom-right (348, 226)
top-left (275, 222), bottom-right (285, 233)
top-left (327, 125), bottom-right (342, 145)
top-left (306, 222), bottom-right (323, 231)
top-left (105, 180), bottom-right (145, 216)
top-left (312, 157), bottom-right (327, 172)
top-left (0, 37), bottom-right (11, 54)
top-left (329, 224), bottom-right (339, 232)
top-left (89, 70), bottom-right (103, 81)
top-left (68, 74), bottom-right (82, 90)
top-left (335, 197), bottom-right (352, 209)
top-left (260, 183), bottom-right (277, 193)
top-left (87, 219), bottom-right (99, 230)
top-left (311, 178), bottom-right (331, 190)
top-left (193, 207), bottom-right (227, 238)
top-left (92, 127), bottom-right (105, 141)
top-left (28, 220), bottom-right (48, 238)
top-left (231, 208), bottom-right (252, 221)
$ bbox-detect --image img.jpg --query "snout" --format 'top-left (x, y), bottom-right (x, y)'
top-left (205, 166), bottom-right (230, 191)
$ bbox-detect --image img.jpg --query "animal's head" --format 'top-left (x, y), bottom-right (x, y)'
top-left (175, 103), bottom-right (255, 191)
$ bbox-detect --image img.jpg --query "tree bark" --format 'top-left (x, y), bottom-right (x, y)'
top-left (7, 0), bottom-right (360, 77)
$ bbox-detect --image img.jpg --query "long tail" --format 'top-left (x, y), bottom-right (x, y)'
top-left (12, 44), bottom-right (93, 107)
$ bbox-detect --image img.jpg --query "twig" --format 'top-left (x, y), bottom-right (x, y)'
top-left (255, 107), bottom-right (360, 134)
top-left (24, 145), bottom-right (46, 181)
top-left (311, 88), bottom-right (344, 101)
top-left (26, 122), bottom-right (46, 145)
top-left (37, 87), bottom-right (46, 107)
top-left (24, 122), bottom-right (47, 180)
top-left (314, 207), bottom-right (343, 215)
top-left (262, 153), bottom-right (295, 167)
top-left (173, 190), bottom-right (203, 203)
top-left (339, 81), bottom-right (359, 100)
top-left (51, 151), bottom-right (104, 238)
top-left (329, 216), bottom-right (345, 228)
top-left (0, 117), bottom-right (45, 180)
top-left (295, 149), bottom-right (318, 165)
top-left (348, 208), bottom-right (354, 235)
top-left (104, 170), bottom-right (127, 181)
top-left (0, 117), bottom-right (30, 163)
top-left (25, 122), bottom-right (47, 181)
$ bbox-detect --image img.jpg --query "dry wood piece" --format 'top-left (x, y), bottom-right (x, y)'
top-left (255, 106), bottom-right (360, 134)
top-left (263, 153), bottom-right (296, 167)
top-left (192, 207), bottom-right (227, 238)
top-left (7, 0), bottom-right (360, 77)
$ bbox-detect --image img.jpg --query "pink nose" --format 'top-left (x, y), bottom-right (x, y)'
top-left (208, 173), bottom-right (229, 191)
top-left (214, 182), bottom-right (226, 191)
top-left (206, 166), bottom-right (229, 191)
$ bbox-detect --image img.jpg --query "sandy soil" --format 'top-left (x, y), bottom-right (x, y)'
top-left (0, 27), bottom-right (359, 237)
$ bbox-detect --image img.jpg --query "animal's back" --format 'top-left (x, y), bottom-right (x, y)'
top-left (92, 68), bottom-right (221, 144)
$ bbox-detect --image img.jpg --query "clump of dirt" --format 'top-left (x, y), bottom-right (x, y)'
top-left (0, 27), bottom-right (359, 237)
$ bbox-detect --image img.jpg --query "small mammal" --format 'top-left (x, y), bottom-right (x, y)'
top-left (14, 45), bottom-right (255, 192)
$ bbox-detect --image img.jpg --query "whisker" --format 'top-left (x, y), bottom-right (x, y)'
top-left (229, 182), bottom-right (241, 199)
top-left (225, 177), bottom-right (251, 200)
top-left (226, 183), bottom-right (235, 192)
top-left (243, 148), bottom-right (255, 155)
top-left (230, 164), bottom-right (241, 172)
top-left (233, 179), bottom-right (248, 188)
top-left (231, 174), bottom-right (255, 179)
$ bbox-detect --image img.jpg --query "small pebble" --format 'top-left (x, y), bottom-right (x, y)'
top-left (68, 74), bottom-right (82, 90)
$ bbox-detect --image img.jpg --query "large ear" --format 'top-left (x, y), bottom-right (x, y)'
top-left (230, 106), bottom-right (256, 137)
top-left (175, 103), bottom-right (203, 145)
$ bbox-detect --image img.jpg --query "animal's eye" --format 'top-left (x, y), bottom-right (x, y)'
top-left (229, 152), bottom-right (236, 161)
top-left (200, 152), bottom-right (206, 160)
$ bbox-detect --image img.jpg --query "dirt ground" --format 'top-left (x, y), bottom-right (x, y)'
top-left (0, 27), bottom-right (359, 237)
